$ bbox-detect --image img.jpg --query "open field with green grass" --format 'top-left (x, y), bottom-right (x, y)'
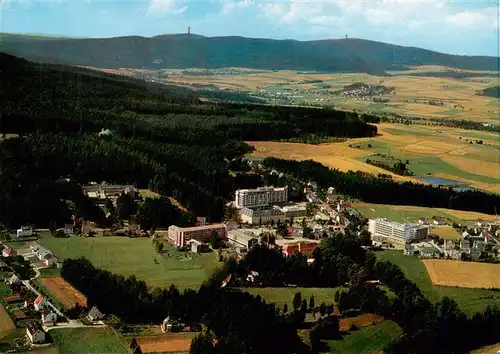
top-left (237, 287), bottom-right (345, 307)
top-left (50, 327), bottom-right (130, 354)
top-left (376, 250), bottom-right (500, 315)
top-left (323, 320), bottom-right (402, 354)
top-left (38, 235), bottom-right (220, 289)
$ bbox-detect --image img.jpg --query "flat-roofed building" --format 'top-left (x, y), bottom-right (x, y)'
top-left (167, 224), bottom-right (227, 247)
top-left (235, 186), bottom-right (288, 208)
top-left (239, 206), bottom-right (287, 225)
top-left (274, 203), bottom-right (307, 218)
top-left (368, 218), bottom-right (429, 244)
top-left (227, 229), bottom-right (259, 249)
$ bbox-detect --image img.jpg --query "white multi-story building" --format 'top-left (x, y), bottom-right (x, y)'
top-left (368, 218), bottom-right (429, 244)
top-left (239, 206), bottom-right (287, 225)
top-left (235, 186), bottom-right (288, 208)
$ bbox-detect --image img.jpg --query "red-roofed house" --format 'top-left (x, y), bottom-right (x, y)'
top-left (2, 247), bottom-right (16, 258)
top-left (34, 295), bottom-right (46, 311)
top-left (283, 242), bottom-right (318, 257)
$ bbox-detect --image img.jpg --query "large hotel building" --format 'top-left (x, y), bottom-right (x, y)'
top-left (167, 224), bottom-right (227, 247)
top-left (235, 186), bottom-right (288, 208)
top-left (368, 218), bottom-right (429, 244)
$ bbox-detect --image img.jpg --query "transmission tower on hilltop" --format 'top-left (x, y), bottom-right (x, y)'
top-left (188, 26), bottom-right (191, 35)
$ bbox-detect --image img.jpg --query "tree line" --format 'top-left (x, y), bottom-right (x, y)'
top-left (0, 53), bottom-right (377, 228)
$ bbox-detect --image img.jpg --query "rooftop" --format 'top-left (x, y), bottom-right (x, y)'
top-left (169, 223), bottom-right (226, 232)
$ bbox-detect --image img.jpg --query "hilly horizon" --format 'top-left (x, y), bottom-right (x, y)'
top-left (1, 32), bottom-right (499, 74)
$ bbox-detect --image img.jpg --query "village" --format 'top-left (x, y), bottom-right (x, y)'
top-left (0, 159), bottom-right (498, 353)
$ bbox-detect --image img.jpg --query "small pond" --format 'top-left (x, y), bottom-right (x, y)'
top-left (417, 176), bottom-right (464, 185)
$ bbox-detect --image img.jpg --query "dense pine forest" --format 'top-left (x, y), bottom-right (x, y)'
top-left (0, 53), bottom-right (377, 228)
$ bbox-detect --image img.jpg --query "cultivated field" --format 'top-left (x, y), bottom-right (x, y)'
top-left (471, 342), bottom-right (500, 354)
top-left (430, 227), bottom-right (461, 241)
top-left (353, 202), bottom-right (498, 226)
top-left (248, 123), bottom-right (500, 194)
top-left (135, 332), bottom-right (196, 353)
top-left (39, 235), bottom-right (220, 289)
top-left (239, 287), bottom-right (344, 307)
top-left (117, 66), bottom-right (500, 124)
top-left (376, 251), bottom-right (500, 315)
top-left (0, 305), bottom-right (15, 339)
top-left (38, 277), bottom-right (87, 309)
top-left (423, 260), bottom-right (500, 289)
top-left (50, 327), bottom-right (130, 354)
top-left (325, 320), bottom-right (402, 354)
top-left (339, 313), bottom-right (384, 332)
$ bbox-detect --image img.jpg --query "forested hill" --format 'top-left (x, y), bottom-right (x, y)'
top-left (1, 32), bottom-right (498, 73)
top-left (0, 53), bottom-right (377, 228)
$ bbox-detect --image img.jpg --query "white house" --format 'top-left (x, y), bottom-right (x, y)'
top-left (26, 321), bottom-right (46, 344)
top-left (41, 310), bottom-right (57, 326)
top-left (34, 295), bottom-right (46, 311)
top-left (16, 226), bottom-right (34, 238)
top-left (42, 254), bottom-right (57, 267)
top-left (2, 247), bottom-right (16, 258)
top-left (6, 274), bottom-right (20, 286)
top-left (87, 306), bottom-right (104, 321)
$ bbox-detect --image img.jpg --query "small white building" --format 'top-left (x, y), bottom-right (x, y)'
top-left (87, 306), bottom-right (104, 321)
top-left (26, 321), bottom-right (46, 344)
top-left (16, 226), bottom-right (34, 238)
top-left (42, 310), bottom-right (57, 326)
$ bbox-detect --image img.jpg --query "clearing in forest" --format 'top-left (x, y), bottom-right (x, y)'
top-left (423, 259), bottom-right (500, 289)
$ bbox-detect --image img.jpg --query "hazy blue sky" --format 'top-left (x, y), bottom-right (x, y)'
top-left (1, 0), bottom-right (499, 56)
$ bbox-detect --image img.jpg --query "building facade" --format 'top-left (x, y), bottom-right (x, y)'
top-left (235, 186), bottom-right (288, 208)
top-left (368, 219), bottom-right (429, 244)
top-left (239, 206), bottom-right (287, 225)
top-left (227, 229), bottom-right (259, 249)
top-left (274, 203), bottom-right (307, 218)
top-left (167, 224), bottom-right (227, 247)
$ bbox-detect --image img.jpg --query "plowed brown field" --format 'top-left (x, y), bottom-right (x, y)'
top-left (136, 332), bottom-right (197, 353)
top-left (39, 277), bottom-right (87, 309)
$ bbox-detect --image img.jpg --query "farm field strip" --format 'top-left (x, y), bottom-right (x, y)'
top-left (339, 313), bottom-right (384, 332)
top-left (376, 251), bottom-right (500, 315)
top-left (50, 327), bottom-right (130, 354)
top-left (135, 332), bottom-right (197, 353)
top-left (238, 287), bottom-right (344, 307)
top-left (325, 320), bottom-right (402, 354)
top-left (423, 260), bottom-right (500, 289)
top-left (38, 277), bottom-right (87, 309)
top-left (0, 304), bottom-right (15, 335)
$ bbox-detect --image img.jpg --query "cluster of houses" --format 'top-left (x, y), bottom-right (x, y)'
top-left (30, 243), bottom-right (59, 267)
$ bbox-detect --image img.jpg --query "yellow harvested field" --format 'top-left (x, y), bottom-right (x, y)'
top-left (433, 208), bottom-right (498, 222)
top-left (247, 141), bottom-right (420, 183)
top-left (0, 304), bottom-right (15, 339)
top-left (430, 227), bottom-right (460, 241)
top-left (423, 260), bottom-right (500, 289)
top-left (470, 342), bottom-right (500, 354)
top-left (439, 155), bottom-right (500, 179)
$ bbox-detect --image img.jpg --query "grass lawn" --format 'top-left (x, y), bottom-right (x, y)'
top-left (238, 287), bottom-right (345, 308)
top-left (430, 227), bottom-right (460, 241)
top-left (354, 202), bottom-right (465, 224)
top-left (38, 268), bottom-right (61, 278)
top-left (50, 327), bottom-right (130, 354)
top-left (375, 250), bottom-right (500, 315)
top-left (38, 235), bottom-right (220, 289)
top-left (324, 320), bottom-right (402, 354)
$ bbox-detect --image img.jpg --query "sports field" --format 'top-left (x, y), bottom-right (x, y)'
top-left (50, 327), bottom-right (130, 354)
top-left (239, 287), bottom-right (345, 307)
top-left (423, 260), bottom-right (500, 289)
top-left (38, 277), bottom-right (87, 309)
top-left (376, 251), bottom-right (500, 315)
top-left (324, 320), bottom-right (402, 354)
top-left (353, 202), bottom-right (496, 226)
top-left (38, 235), bottom-right (220, 289)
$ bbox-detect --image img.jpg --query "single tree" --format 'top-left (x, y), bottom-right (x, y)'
top-left (300, 299), bottom-right (308, 312)
top-left (283, 303), bottom-right (288, 314)
top-left (130, 337), bottom-right (143, 354)
top-left (189, 332), bottom-right (214, 354)
top-left (334, 290), bottom-right (341, 304)
top-left (326, 304), bottom-right (334, 317)
top-left (319, 302), bottom-right (326, 317)
top-left (309, 295), bottom-right (315, 310)
top-left (210, 231), bottom-right (220, 249)
top-left (293, 292), bottom-right (302, 311)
